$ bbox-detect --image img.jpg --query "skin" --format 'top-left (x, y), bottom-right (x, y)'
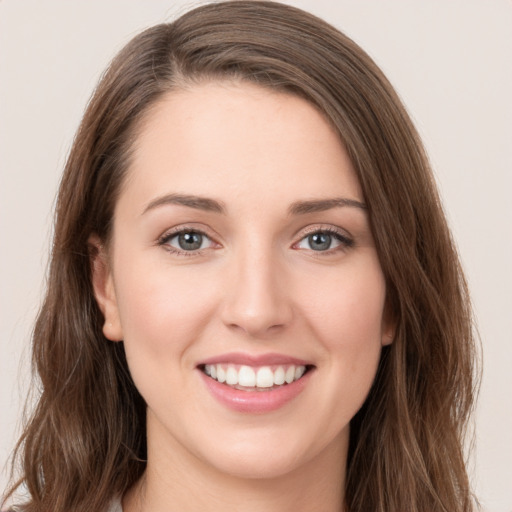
top-left (92, 81), bottom-right (393, 511)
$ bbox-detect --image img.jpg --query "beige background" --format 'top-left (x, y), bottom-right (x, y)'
top-left (1, 1), bottom-right (511, 510)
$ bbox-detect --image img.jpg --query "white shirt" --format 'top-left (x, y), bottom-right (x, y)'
top-left (107, 497), bottom-right (123, 512)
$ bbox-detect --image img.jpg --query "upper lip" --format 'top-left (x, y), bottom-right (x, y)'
top-left (198, 352), bottom-right (313, 367)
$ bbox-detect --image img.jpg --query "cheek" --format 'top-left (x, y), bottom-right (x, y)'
top-left (303, 258), bottom-right (387, 348)
top-left (299, 257), bottom-right (386, 406)
top-left (112, 255), bottom-right (221, 363)
top-left (111, 258), bottom-right (225, 417)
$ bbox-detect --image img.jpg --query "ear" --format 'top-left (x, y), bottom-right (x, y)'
top-left (89, 234), bottom-right (123, 342)
top-left (381, 327), bottom-right (394, 347)
top-left (381, 299), bottom-right (396, 347)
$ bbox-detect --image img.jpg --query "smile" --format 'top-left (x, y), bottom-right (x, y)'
top-left (202, 363), bottom-right (308, 391)
top-left (197, 354), bottom-right (315, 413)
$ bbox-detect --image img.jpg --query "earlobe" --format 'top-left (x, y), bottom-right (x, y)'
top-left (382, 328), bottom-right (394, 346)
top-left (88, 235), bottom-right (123, 342)
top-left (381, 299), bottom-right (396, 346)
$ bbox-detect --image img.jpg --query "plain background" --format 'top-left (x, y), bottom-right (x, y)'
top-left (1, 1), bottom-right (511, 510)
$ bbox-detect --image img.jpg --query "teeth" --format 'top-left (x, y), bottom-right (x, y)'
top-left (226, 367), bottom-right (238, 385)
top-left (256, 367), bottom-right (274, 388)
top-left (203, 363), bottom-right (307, 389)
top-left (274, 366), bottom-right (285, 385)
top-left (238, 366), bottom-right (256, 387)
top-left (217, 366), bottom-right (226, 383)
top-left (295, 366), bottom-right (306, 380)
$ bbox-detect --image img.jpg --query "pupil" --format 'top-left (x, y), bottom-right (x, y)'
top-left (309, 232), bottom-right (331, 251)
top-left (178, 232), bottom-right (202, 250)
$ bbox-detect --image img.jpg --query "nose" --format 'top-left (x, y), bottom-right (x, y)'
top-left (220, 247), bottom-right (293, 338)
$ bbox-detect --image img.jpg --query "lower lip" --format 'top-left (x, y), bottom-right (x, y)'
top-left (199, 369), bottom-right (312, 413)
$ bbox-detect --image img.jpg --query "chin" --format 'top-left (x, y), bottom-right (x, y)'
top-left (204, 448), bottom-right (308, 481)
top-left (192, 425), bottom-right (342, 482)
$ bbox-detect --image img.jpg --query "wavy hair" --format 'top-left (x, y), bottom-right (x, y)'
top-left (4, 2), bottom-right (478, 511)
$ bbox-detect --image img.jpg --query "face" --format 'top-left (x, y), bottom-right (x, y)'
top-left (92, 81), bottom-right (392, 481)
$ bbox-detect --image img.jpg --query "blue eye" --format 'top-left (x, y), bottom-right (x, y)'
top-left (162, 230), bottom-right (212, 252)
top-left (296, 230), bottom-right (352, 252)
top-left (307, 232), bottom-right (333, 251)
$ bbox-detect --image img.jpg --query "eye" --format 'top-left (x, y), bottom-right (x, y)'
top-left (159, 229), bottom-right (215, 253)
top-left (295, 229), bottom-right (353, 252)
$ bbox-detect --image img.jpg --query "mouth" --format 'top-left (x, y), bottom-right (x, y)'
top-left (196, 353), bottom-right (316, 412)
top-left (198, 363), bottom-right (315, 392)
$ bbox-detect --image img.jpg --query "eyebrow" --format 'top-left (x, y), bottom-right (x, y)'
top-left (141, 193), bottom-right (366, 217)
top-left (142, 193), bottom-right (226, 215)
top-left (288, 197), bottom-right (367, 215)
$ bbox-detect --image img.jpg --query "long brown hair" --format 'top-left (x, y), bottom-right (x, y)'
top-left (4, 2), bottom-right (478, 511)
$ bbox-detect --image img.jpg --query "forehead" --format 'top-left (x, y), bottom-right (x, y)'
top-left (122, 81), bottom-right (363, 215)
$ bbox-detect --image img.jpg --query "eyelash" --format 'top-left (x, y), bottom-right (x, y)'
top-left (293, 226), bottom-right (354, 254)
top-left (157, 226), bottom-right (216, 257)
top-left (157, 225), bottom-right (354, 257)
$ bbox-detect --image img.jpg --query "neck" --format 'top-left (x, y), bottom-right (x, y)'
top-left (123, 419), bottom-right (348, 512)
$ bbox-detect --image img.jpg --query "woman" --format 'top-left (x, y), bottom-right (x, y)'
top-left (3, 1), bottom-right (478, 511)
